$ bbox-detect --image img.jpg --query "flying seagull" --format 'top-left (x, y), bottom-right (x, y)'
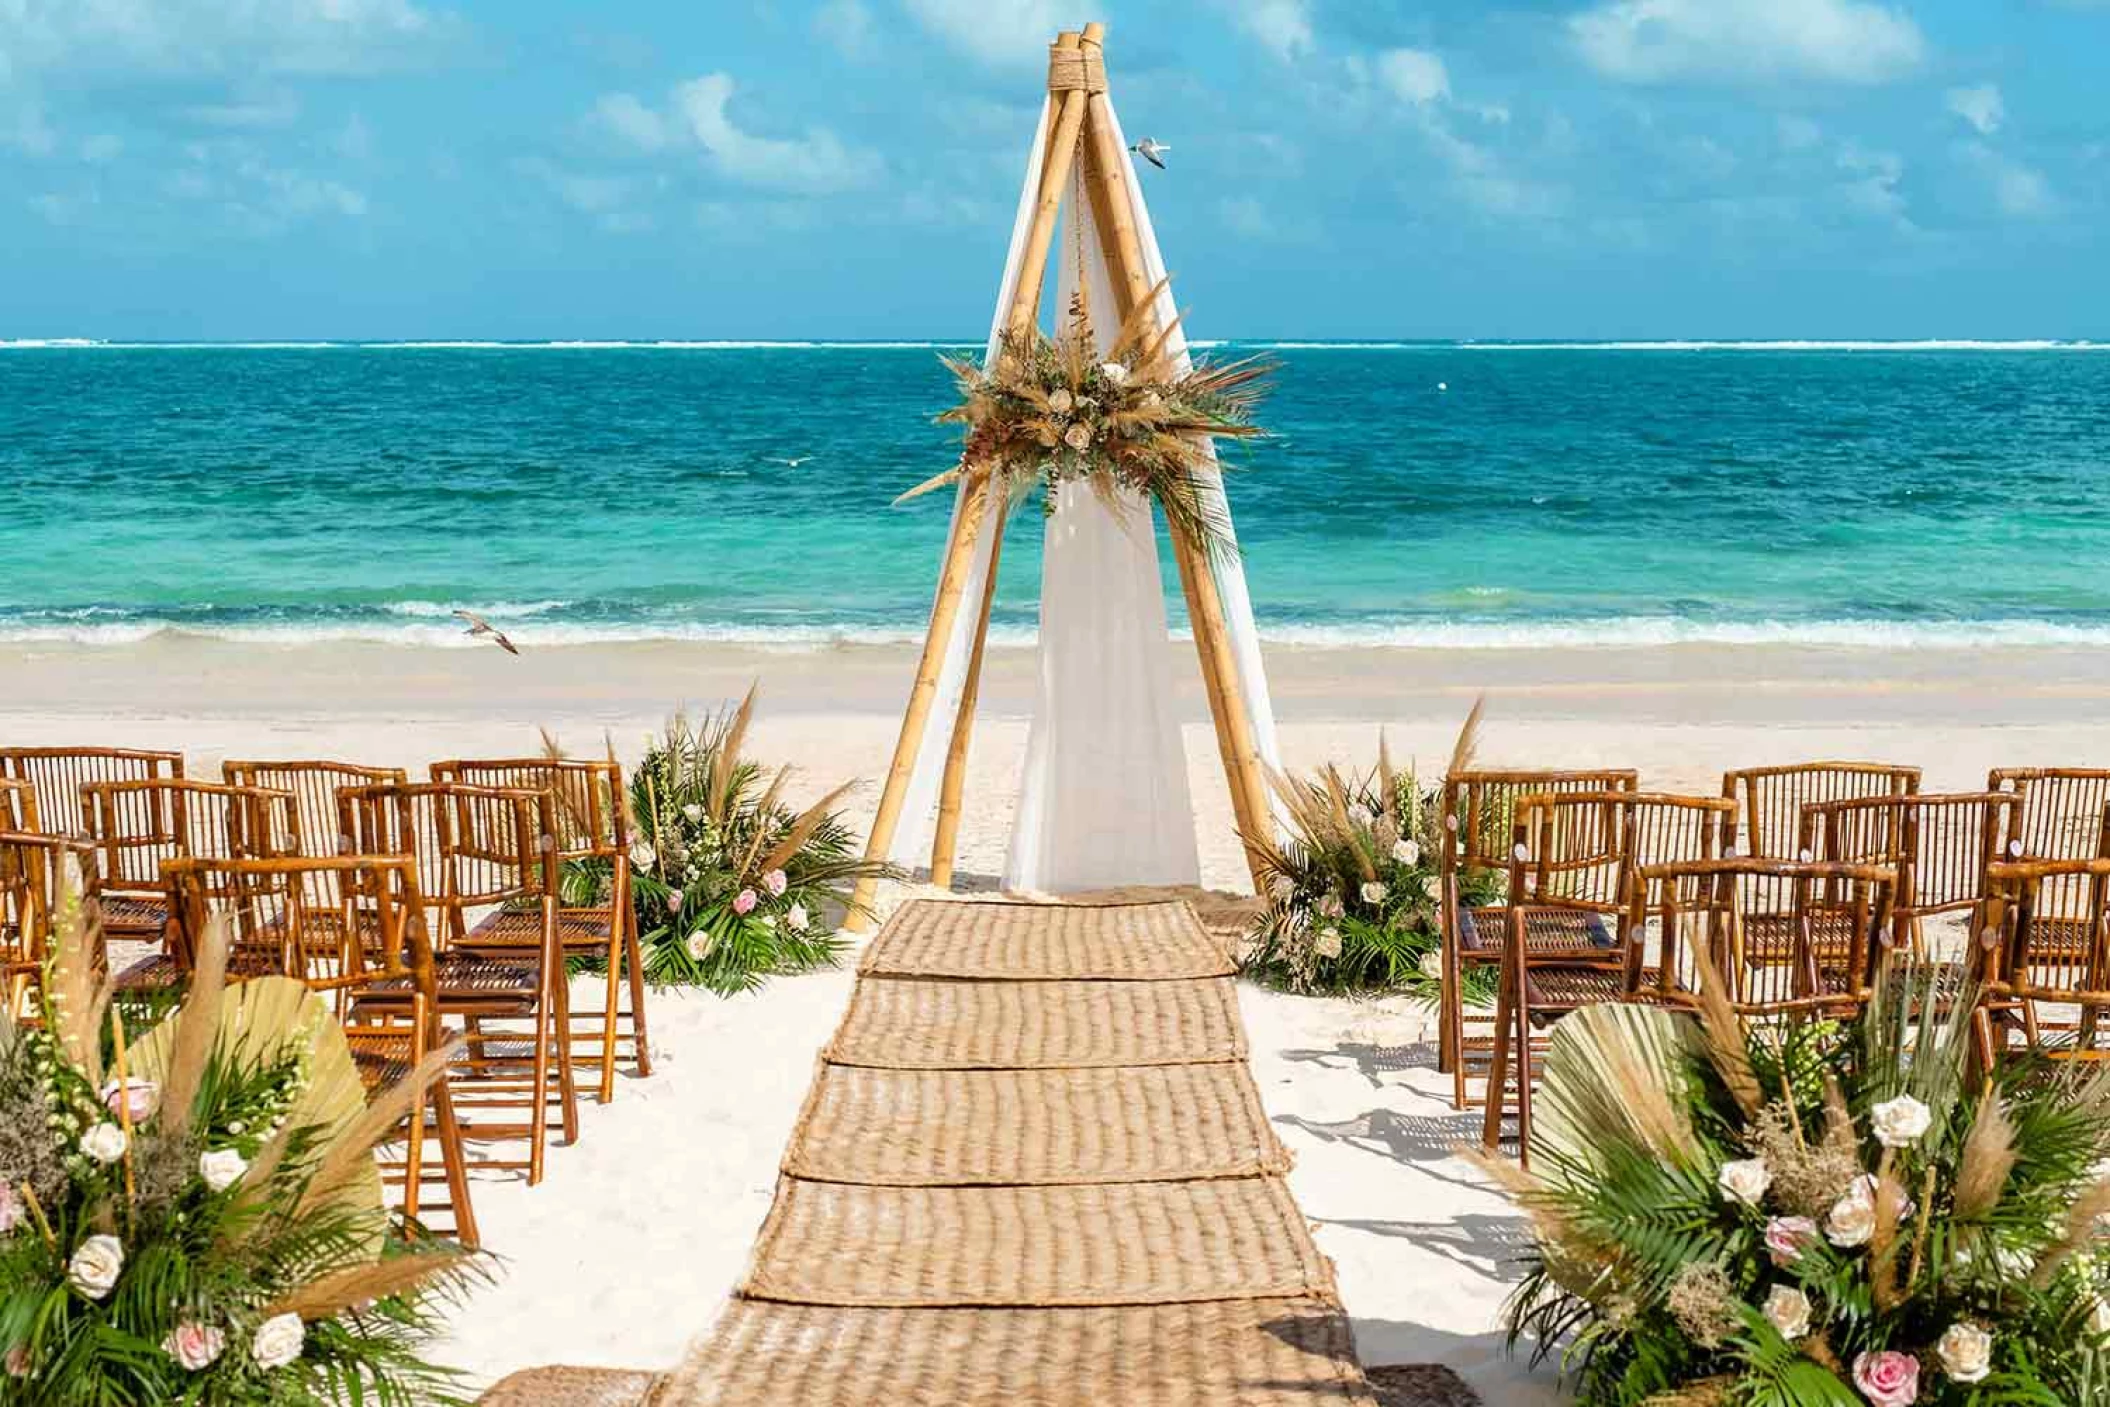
top-left (452, 609), bottom-right (520, 656)
top-left (1129, 137), bottom-right (1170, 170)
top-left (776, 455), bottom-right (814, 467)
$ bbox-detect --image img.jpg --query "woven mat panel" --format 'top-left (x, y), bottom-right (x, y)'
top-left (741, 1176), bottom-right (1333, 1307)
top-left (782, 1062), bottom-right (1291, 1186)
top-left (651, 1297), bottom-right (1380, 1407)
top-left (859, 898), bottom-right (1234, 981)
top-left (1367, 1365), bottom-right (1483, 1407)
top-left (478, 1367), bottom-right (659, 1405)
top-left (825, 976), bottom-right (1247, 1069)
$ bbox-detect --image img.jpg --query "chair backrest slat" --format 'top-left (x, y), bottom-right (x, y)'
top-left (222, 760), bottom-right (410, 859)
top-left (428, 758), bottom-right (629, 860)
top-left (1723, 762), bottom-right (1921, 860)
top-left (80, 779), bottom-right (300, 893)
top-left (0, 747), bottom-right (184, 838)
top-left (1800, 791), bottom-right (2015, 921)
top-left (340, 782), bottom-right (556, 948)
top-left (1441, 769), bottom-right (1640, 904)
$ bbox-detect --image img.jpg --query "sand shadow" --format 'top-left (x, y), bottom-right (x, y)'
top-left (1277, 1040), bottom-right (1437, 1088)
top-left (1313, 1213), bottom-right (1536, 1285)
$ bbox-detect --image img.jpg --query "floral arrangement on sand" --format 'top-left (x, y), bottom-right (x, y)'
top-left (566, 686), bottom-right (898, 995)
top-left (1489, 964), bottom-right (2110, 1406)
top-left (1244, 708), bottom-right (1500, 1000)
top-left (0, 886), bottom-right (480, 1404)
top-left (901, 286), bottom-right (1270, 560)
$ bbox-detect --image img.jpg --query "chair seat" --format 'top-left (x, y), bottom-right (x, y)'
top-left (358, 950), bottom-right (541, 1007)
top-left (98, 894), bottom-right (169, 936)
top-left (1459, 905), bottom-right (1616, 956)
top-left (465, 906), bottom-right (616, 951)
top-left (113, 944), bottom-right (284, 992)
top-left (346, 1029), bottom-right (417, 1092)
top-left (2019, 917), bottom-right (2103, 963)
top-left (1525, 965), bottom-right (1656, 1013)
top-left (1741, 909), bottom-right (1862, 962)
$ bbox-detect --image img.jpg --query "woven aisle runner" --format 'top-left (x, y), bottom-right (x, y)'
top-left (648, 898), bottom-right (1383, 1407)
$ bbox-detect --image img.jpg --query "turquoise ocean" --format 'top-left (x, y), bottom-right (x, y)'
top-left (3, 340), bottom-right (2108, 652)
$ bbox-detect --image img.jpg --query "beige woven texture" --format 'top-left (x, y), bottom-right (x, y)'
top-left (653, 1297), bottom-right (1378, 1407)
top-left (858, 898), bottom-right (1235, 980)
top-left (741, 1176), bottom-right (1334, 1306)
top-left (781, 1062), bottom-right (1292, 1186)
top-left (826, 974), bottom-right (1248, 1068)
top-left (640, 900), bottom-right (1379, 1406)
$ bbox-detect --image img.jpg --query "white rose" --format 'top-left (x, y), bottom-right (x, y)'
top-left (1870, 1094), bottom-right (1932, 1148)
top-left (1994, 1244), bottom-right (2033, 1279)
top-left (1098, 361), bottom-right (1131, 387)
top-left (68, 1234), bottom-right (124, 1299)
top-left (1392, 839), bottom-right (1420, 866)
top-left (250, 1312), bottom-right (305, 1371)
top-left (1421, 874), bottom-right (1441, 901)
top-left (80, 1122), bottom-right (128, 1165)
top-left (759, 914), bottom-right (777, 931)
top-left (1418, 950), bottom-right (1443, 980)
top-left (629, 842), bottom-right (655, 869)
top-left (1314, 927), bottom-right (1343, 960)
top-left (681, 803), bottom-right (704, 823)
top-left (1826, 1185), bottom-right (1876, 1248)
top-left (1048, 387), bottom-right (1074, 414)
top-left (1762, 1284), bottom-right (1811, 1341)
top-left (199, 1148), bottom-right (248, 1193)
top-left (787, 903), bottom-right (810, 932)
top-left (1936, 1321), bottom-right (1992, 1384)
top-left (162, 1321), bottom-right (226, 1371)
top-left (685, 929), bottom-right (713, 960)
top-left (1718, 1157), bottom-right (1771, 1207)
top-left (2091, 1297), bottom-right (2110, 1336)
top-left (1360, 881), bottom-right (1387, 905)
top-left (1063, 422), bottom-right (1092, 451)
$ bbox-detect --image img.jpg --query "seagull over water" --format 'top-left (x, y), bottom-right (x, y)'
top-left (452, 609), bottom-right (520, 655)
top-left (1129, 137), bottom-right (1170, 170)
top-left (776, 455), bottom-right (814, 467)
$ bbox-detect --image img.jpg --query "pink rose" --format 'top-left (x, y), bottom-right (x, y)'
top-left (1765, 1215), bottom-right (1818, 1267)
top-left (0, 1182), bottom-right (19, 1235)
top-left (666, 890), bottom-right (683, 912)
top-left (162, 1321), bottom-right (225, 1371)
top-left (1852, 1349), bottom-right (1919, 1407)
top-left (4, 1343), bottom-right (28, 1378)
top-left (764, 868), bottom-right (788, 897)
top-left (100, 1078), bottom-right (159, 1124)
top-left (732, 888), bottom-right (757, 916)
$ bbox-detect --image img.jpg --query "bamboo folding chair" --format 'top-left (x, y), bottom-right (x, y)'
top-left (221, 760), bottom-right (409, 858)
top-left (0, 747), bottom-right (184, 837)
top-left (1, 778), bottom-right (37, 832)
top-left (342, 781), bottom-right (578, 1185)
top-left (81, 778), bottom-right (301, 988)
top-left (163, 855), bottom-right (479, 1247)
top-left (1479, 793), bottom-right (1734, 1154)
top-left (1975, 800), bottom-right (2110, 1062)
top-left (1722, 762), bottom-right (1921, 860)
top-left (429, 757), bottom-right (652, 1102)
top-left (1799, 792), bottom-right (2018, 972)
top-left (1437, 768), bottom-right (1638, 1109)
top-left (0, 832), bottom-right (95, 1020)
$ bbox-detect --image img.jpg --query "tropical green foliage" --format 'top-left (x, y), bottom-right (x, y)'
top-left (0, 888), bottom-right (480, 1405)
top-left (1243, 730), bottom-right (1499, 1002)
top-left (565, 687), bottom-right (898, 995)
top-left (1493, 967), bottom-right (2110, 1406)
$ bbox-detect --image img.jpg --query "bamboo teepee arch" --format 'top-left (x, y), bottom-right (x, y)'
top-left (849, 23), bottom-right (1272, 925)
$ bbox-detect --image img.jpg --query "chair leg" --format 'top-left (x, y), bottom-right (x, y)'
top-left (1513, 983), bottom-right (1537, 1170)
top-left (551, 965), bottom-right (580, 1145)
top-left (624, 896), bottom-right (653, 1079)
top-left (401, 1079), bottom-right (426, 1225)
top-left (1481, 967), bottom-right (1514, 1152)
top-left (432, 1076), bottom-right (479, 1250)
top-left (525, 988), bottom-right (552, 1186)
top-left (598, 928), bottom-right (622, 1103)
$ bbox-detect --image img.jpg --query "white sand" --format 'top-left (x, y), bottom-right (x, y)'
top-left (9, 636), bottom-right (2110, 1401)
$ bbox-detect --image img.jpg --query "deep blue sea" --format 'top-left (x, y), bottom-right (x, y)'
top-left (3, 340), bottom-right (2108, 651)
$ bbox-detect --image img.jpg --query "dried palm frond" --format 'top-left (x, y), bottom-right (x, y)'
top-left (296, 1040), bottom-right (458, 1220)
top-left (137, 914), bottom-right (232, 1144)
top-left (263, 1250), bottom-right (472, 1322)
top-left (755, 780), bottom-right (857, 877)
top-left (1689, 948), bottom-right (1763, 1120)
top-left (1531, 1000), bottom-right (1706, 1171)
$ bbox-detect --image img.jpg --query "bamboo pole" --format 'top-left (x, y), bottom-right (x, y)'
top-left (848, 29), bottom-right (1097, 929)
top-left (1076, 32), bottom-right (1273, 887)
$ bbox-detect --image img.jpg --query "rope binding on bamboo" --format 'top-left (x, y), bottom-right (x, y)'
top-left (1048, 43), bottom-right (1107, 94)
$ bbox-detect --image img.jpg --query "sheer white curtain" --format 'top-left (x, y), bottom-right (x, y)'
top-left (1003, 177), bottom-right (1199, 894)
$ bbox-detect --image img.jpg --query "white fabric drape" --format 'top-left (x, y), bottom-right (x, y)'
top-left (886, 98), bottom-right (1049, 870)
top-left (1002, 173), bottom-right (1199, 894)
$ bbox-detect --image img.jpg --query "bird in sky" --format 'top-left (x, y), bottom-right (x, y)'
top-left (1129, 137), bottom-right (1170, 170)
top-left (453, 609), bottom-right (520, 655)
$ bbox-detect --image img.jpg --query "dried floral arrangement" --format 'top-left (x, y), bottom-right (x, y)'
top-left (0, 887), bottom-right (481, 1404)
top-left (1243, 705), bottom-right (1500, 1001)
top-left (902, 285), bottom-right (1270, 560)
top-left (1490, 965), bottom-right (2110, 1406)
top-left (563, 686), bottom-right (899, 995)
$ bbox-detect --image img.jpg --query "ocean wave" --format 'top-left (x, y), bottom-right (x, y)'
top-left (7, 612), bottom-right (2110, 652)
top-left (1459, 340), bottom-right (2106, 352)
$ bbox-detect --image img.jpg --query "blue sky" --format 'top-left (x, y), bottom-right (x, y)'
top-left (3, 0), bottom-right (2106, 339)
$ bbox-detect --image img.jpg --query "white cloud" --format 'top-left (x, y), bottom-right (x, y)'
top-left (1, 0), bottom-right (460, 79)
top-left (901, 0), bottom-right (1070, 66)
top-left (1836, 142), bottom-right (1909, 224)
top-left (1944, 83), bottom-right (2004, 136)
top-left (1377, 49), bottom-right (1450, 107)
top-left (813, 0), bottom-right (877, 61)
top-left (1776, 114), bottom-right (1823, 150)
top-left (1235, 0), bottom-right (1315, 62)
top-left (594, 75), bottom-right (880, 195)
top-left (183, 89), bottom-right (303, 129)
top-left (1571, 0), bottom-right (1926, 85)
top-left (1959, 141), bottom-right (2054, 218)
top-left (595, 93), bottom-right (672, 152)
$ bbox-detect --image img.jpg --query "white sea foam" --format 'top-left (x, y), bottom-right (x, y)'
top-left (7, 614), bottom-right (2110, 653)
